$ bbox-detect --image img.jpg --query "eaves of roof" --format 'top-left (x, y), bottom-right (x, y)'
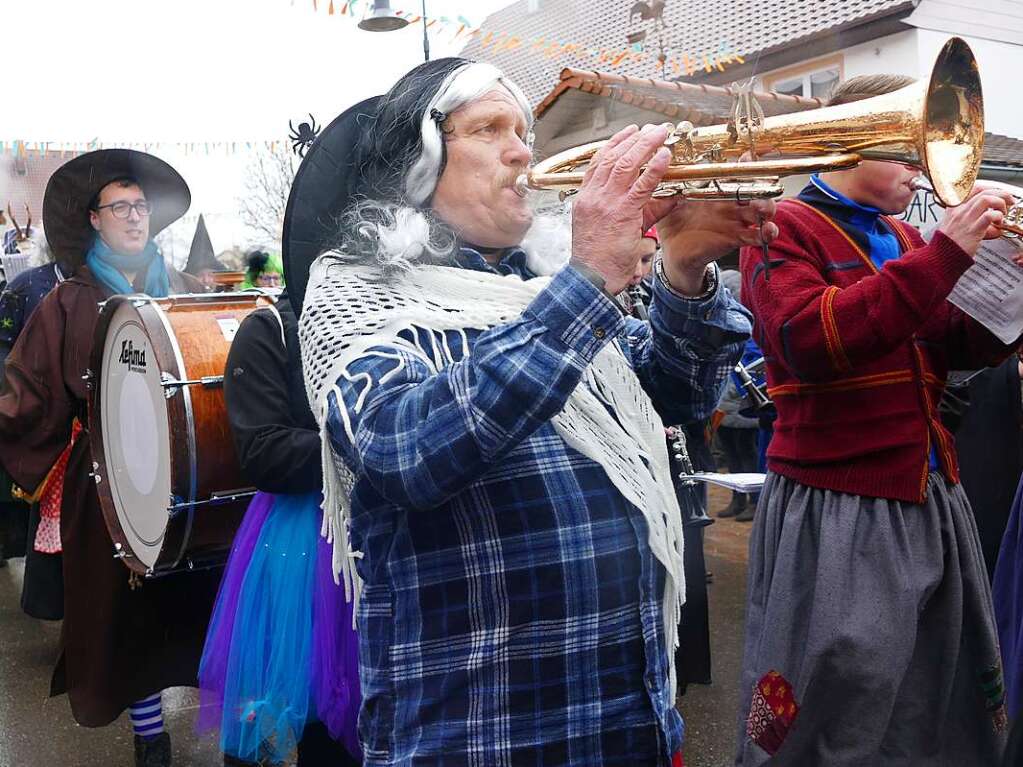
top-left (534, 67), bottom-right (824, 122)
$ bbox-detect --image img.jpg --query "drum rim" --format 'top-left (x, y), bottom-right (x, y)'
top-left (148, 299), bottom-right (199, 570)
top-left (89, 296), bottom-right (174, 574)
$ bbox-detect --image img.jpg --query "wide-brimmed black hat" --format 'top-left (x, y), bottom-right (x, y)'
top-left (43, 149), bottom-right (190, 270)
top-left (281, 96), bottom-right (382, 316)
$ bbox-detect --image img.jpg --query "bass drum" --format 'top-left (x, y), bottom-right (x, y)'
top-left (88, 292), bottom-right (272, 576)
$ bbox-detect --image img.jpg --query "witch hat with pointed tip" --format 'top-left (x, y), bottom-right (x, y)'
top-left (184, 214), bottom-right (226, 275)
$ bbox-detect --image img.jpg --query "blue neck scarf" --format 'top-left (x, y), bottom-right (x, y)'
top-left (85, 236), bottom-right (170, 298)
top-left (810, 174), bottom-right (901, 270)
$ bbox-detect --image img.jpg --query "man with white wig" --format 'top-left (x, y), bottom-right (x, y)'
top-left (287, 57), bottom-right (778, 766)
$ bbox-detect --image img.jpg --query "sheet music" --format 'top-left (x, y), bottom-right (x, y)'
top-left (680, 472), bottom-right (766, 493)
top-left (949, 238), bottom-right (1023, 344)
top-left (0, 253), bottom-right (31, 283)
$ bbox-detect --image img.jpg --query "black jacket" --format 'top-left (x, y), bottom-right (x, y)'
top-left (223, 291), bottom-right (322, 493)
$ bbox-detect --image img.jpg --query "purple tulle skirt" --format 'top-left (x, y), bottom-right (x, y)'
top-left (197, 491), bottom-right (360, 761)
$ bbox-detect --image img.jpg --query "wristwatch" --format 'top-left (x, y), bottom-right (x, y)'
top-left (655, 258), bottom-right (717, 300)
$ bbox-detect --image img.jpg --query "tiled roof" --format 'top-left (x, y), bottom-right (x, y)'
top-left (984, 133), bottom-right (1023, 169)
top-left (466, 0), bottom-right (916, 105)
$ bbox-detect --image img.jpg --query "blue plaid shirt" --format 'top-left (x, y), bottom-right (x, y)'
top-left (326, 248), bottom-right (750, 766)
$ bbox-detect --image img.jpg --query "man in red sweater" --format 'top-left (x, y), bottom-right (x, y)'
top-left (736, 74), bottom-right (1019, 766)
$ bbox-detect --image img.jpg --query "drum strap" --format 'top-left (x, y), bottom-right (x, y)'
top-left (265, 304), bottom-right (286, 348)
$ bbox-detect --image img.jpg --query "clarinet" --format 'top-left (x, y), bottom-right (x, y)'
top-left (666, 426), bottom-right (714, 528)
top-left (629, 285), bottom-right (649, 321)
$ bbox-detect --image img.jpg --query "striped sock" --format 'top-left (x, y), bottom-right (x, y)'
top-left (129, 693), bottom-right (164, 741)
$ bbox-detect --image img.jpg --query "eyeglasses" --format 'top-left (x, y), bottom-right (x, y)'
top-left (95, 200), bottom-right (153, 219)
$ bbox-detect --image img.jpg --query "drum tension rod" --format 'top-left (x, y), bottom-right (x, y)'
top-left (160, 373), bottom-right (225, 392)
top-left (167, 489), bottom-right (258, 517)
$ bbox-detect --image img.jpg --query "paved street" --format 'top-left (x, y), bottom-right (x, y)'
top-left (0, 485), bottom-right (752, 767)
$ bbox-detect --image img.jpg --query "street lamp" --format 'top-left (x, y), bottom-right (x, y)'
top-left (358, 0), bottom-right (408, 32)
top-left (358, 0), bottom-right (431, 62)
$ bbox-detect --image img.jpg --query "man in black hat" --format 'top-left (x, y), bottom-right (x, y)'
top-left (0, 149), bottom-right (217, 767)
top-left (288, 59), bottom-right (776, 766)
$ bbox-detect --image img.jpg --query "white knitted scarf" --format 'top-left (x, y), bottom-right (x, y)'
top-left (299, 253), bottom-right (687, 695)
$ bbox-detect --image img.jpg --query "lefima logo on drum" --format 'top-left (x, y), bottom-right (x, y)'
top-left (118, 339), bottom-right (148, 373)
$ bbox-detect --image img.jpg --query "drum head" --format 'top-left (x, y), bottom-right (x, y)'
top-left (98, 301), bottom-right (173, 569)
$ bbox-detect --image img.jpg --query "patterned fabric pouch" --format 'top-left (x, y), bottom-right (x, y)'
top-left (34, 419), bottom-right (82, 554)
top-left (747, 670), bottom-right (800, 756)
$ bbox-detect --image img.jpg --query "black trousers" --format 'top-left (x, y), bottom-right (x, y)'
top-left (717, 426), bottom-right (759, 476)
top-left (296, 722), bottom-right (361, 766)
top-left (675, 422), bottom-right (713, 691)
top-left (21, 503), bottom-right (63, 621)
top-left (0, 500), bottom-right (28, 559)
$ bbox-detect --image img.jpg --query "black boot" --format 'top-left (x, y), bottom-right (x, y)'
top-left (222, 746), bottom-right (284, 766)
top-left (134, 732), bottom-right (171, 767)
top-left (736, 495), bottom-right (756, 522)
top-left (718, 493), bottom-right (747, 519)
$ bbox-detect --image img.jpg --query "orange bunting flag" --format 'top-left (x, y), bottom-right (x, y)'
top-left (287, 2), bottom-right (740, 81)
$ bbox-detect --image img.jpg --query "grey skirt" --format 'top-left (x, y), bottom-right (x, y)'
top-left (735, 472), bottom-right (1006, 766)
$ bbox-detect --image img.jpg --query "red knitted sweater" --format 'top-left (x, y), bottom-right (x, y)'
top-left (739, 198), bottom-right (1017, 503)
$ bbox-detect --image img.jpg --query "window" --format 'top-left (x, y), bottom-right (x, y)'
top-left (764, 55), bottom-right (843, 100)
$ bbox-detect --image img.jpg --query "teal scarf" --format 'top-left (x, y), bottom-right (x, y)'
top-left (85, 237), bottom-right (170, 297)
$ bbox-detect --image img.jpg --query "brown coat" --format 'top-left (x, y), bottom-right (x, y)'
top-left (0, 266), bottom-right (222, 727)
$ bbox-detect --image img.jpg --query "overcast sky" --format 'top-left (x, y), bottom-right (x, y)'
top-left (3, 0), bottom-right (515, 259)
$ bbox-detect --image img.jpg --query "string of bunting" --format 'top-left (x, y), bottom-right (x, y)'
top-left (0, 140), bottom-right (287, 158)
top-left (297, 1), bottom-right (744, 77)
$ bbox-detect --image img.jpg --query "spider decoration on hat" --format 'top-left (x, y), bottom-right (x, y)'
top-left (288, 114), bottom-right (321, 157)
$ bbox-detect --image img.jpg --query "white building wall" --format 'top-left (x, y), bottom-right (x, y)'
top-left (756, 30), bottom-right (922, 90)
top-left (841, 29), bottom-right (921, 79)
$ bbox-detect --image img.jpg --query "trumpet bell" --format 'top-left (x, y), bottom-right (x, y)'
top-left (920, 37), bottom-right (984, 206)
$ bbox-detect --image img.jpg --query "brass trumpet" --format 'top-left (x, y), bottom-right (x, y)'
top-left (910, 178), bottom-right (1023, 239)
top-left (516, 37), bottom-right (984, 208)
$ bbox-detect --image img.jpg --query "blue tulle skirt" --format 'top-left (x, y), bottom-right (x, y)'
top-left (198, 491), bottom-right (360, 762)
